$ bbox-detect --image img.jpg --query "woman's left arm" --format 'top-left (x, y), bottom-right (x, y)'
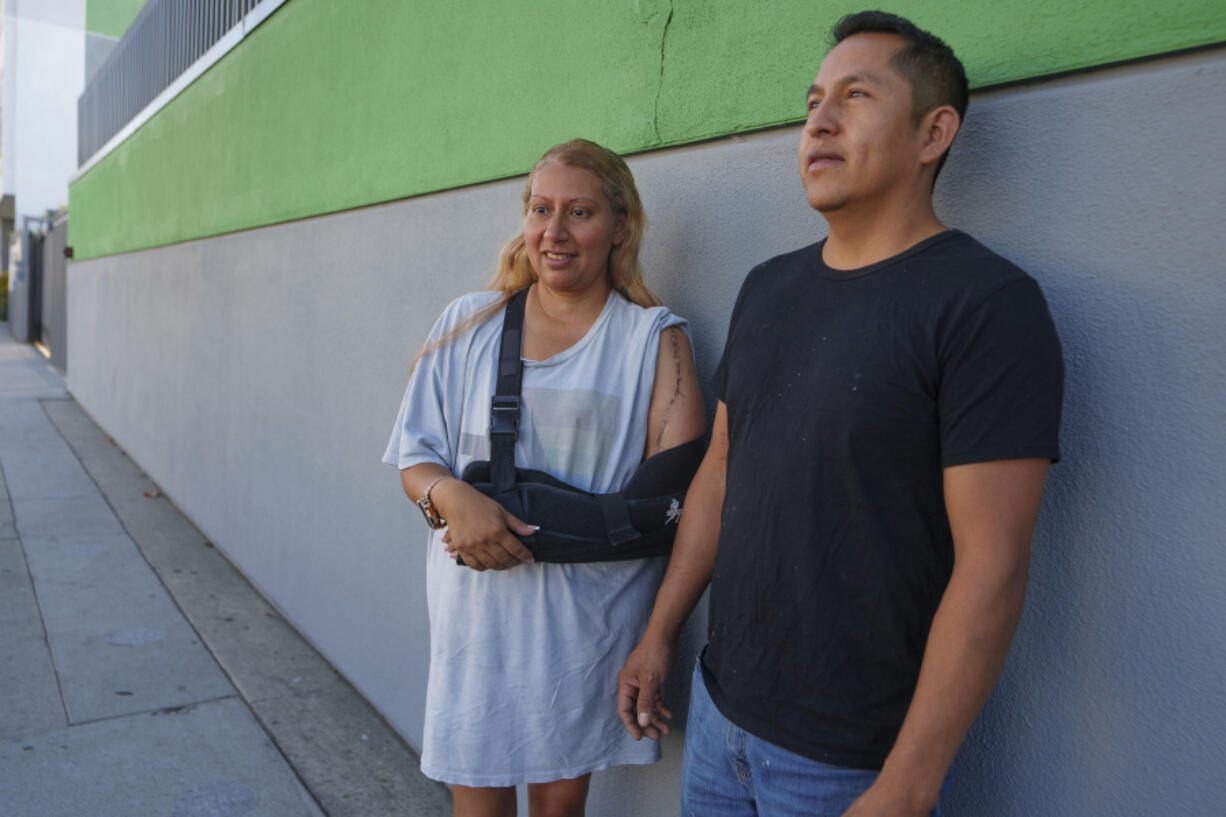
top-left (644, 326), bottom-right (706, 457)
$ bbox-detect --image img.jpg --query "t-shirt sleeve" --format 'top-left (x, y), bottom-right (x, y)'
top-left (939, 277), bottom-right (1065, 468)
top-left (381, 301), bottom-right (470, 472)
top-left (711, 267), bottom-right (759, 402)
top-left (711, 344), bottom-right (730, 403)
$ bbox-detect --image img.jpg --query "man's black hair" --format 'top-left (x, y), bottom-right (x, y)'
top-left (832, 10), bottom-right (968, 180)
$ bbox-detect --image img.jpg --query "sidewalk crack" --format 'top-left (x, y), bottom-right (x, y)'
top-left (0, 455), bottom-right (72, 728)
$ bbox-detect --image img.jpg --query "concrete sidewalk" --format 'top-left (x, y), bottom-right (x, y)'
top-left (0, 326), bottom-right (450, 816)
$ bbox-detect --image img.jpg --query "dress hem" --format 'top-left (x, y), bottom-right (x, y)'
top-left (421, 752), bottom-right (663, 788)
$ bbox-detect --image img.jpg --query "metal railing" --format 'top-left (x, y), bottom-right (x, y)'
top-left (78, 0), bottom-right (264, 166)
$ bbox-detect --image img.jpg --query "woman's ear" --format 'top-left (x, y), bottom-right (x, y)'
top-left (612, 216), bottom-right (628, 248)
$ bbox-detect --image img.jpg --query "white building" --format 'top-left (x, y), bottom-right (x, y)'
top-left (1, 0), bottom-right (87, 341)
top-left (2, 1), bottom-right (87, 249)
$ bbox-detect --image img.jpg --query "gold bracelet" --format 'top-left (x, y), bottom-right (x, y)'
top-left (415, 475), bottom-right (450, 530)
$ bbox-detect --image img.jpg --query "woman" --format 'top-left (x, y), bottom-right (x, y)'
top-left (384, 139), bottom-right (705, 817)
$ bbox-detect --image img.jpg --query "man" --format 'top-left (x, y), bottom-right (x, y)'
top-left (617, 10), bottom-right (1063, 817)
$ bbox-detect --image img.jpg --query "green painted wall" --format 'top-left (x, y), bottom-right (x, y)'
top-left (86, 0), bottom-right (147, 38)
top-left (69, 0), bottom-right (1226, 259)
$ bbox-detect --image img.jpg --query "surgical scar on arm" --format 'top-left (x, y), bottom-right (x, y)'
top-left (656, 328), bottom-right (683, 451)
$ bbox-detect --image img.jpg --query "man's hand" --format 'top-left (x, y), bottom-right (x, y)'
top-left (840, 777), bottom-right (936, 817)
top-left (617, 637), bottom-right (676, 740)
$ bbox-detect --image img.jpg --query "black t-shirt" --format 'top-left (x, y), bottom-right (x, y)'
top-left (704, 230), bottom-right (1063, 770)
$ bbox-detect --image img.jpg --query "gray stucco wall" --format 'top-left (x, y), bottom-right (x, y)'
top-left (66, 48), bottom-right (1226, 815)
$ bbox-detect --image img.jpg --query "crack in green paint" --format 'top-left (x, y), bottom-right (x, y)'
top-left (652, 0), bottom-right (675, 146)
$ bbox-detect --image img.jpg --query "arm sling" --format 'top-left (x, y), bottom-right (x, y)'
top-left (458, 288), bottom-right (704, 564)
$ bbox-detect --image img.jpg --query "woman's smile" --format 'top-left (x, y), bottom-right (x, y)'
top-left (523, 162), bottom-right (626, 296)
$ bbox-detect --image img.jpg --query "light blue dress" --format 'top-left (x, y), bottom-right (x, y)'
top-left (384, 289), bottom-right (687, 786)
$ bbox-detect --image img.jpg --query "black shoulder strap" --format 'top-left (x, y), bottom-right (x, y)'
top-left (489, 288), bottom-right (528, 495)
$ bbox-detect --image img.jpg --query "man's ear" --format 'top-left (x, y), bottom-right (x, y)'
top-left (918, 105), bottom-right (961, 168)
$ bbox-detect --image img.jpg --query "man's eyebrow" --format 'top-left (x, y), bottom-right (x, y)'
top-left (806, 71), bottom-right (888, 100)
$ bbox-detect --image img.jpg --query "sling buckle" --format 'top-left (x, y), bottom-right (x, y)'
top-left (490, 395), bottom-right (520, 437)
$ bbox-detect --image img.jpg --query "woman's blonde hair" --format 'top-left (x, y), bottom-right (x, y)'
top-left (412, 139), bottom-right (658, 371)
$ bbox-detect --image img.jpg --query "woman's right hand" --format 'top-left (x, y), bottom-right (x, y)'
top-left (431, 478), bottom-right (537, 571)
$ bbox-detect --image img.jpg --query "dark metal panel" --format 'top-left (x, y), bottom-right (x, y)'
top-left (40, 213), bottom-right (69, 372)
top-left (8, 222), bottom-right (44, 344)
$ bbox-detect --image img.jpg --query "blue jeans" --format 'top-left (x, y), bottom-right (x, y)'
top-left (681, 661), bottom-right (943, 817)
